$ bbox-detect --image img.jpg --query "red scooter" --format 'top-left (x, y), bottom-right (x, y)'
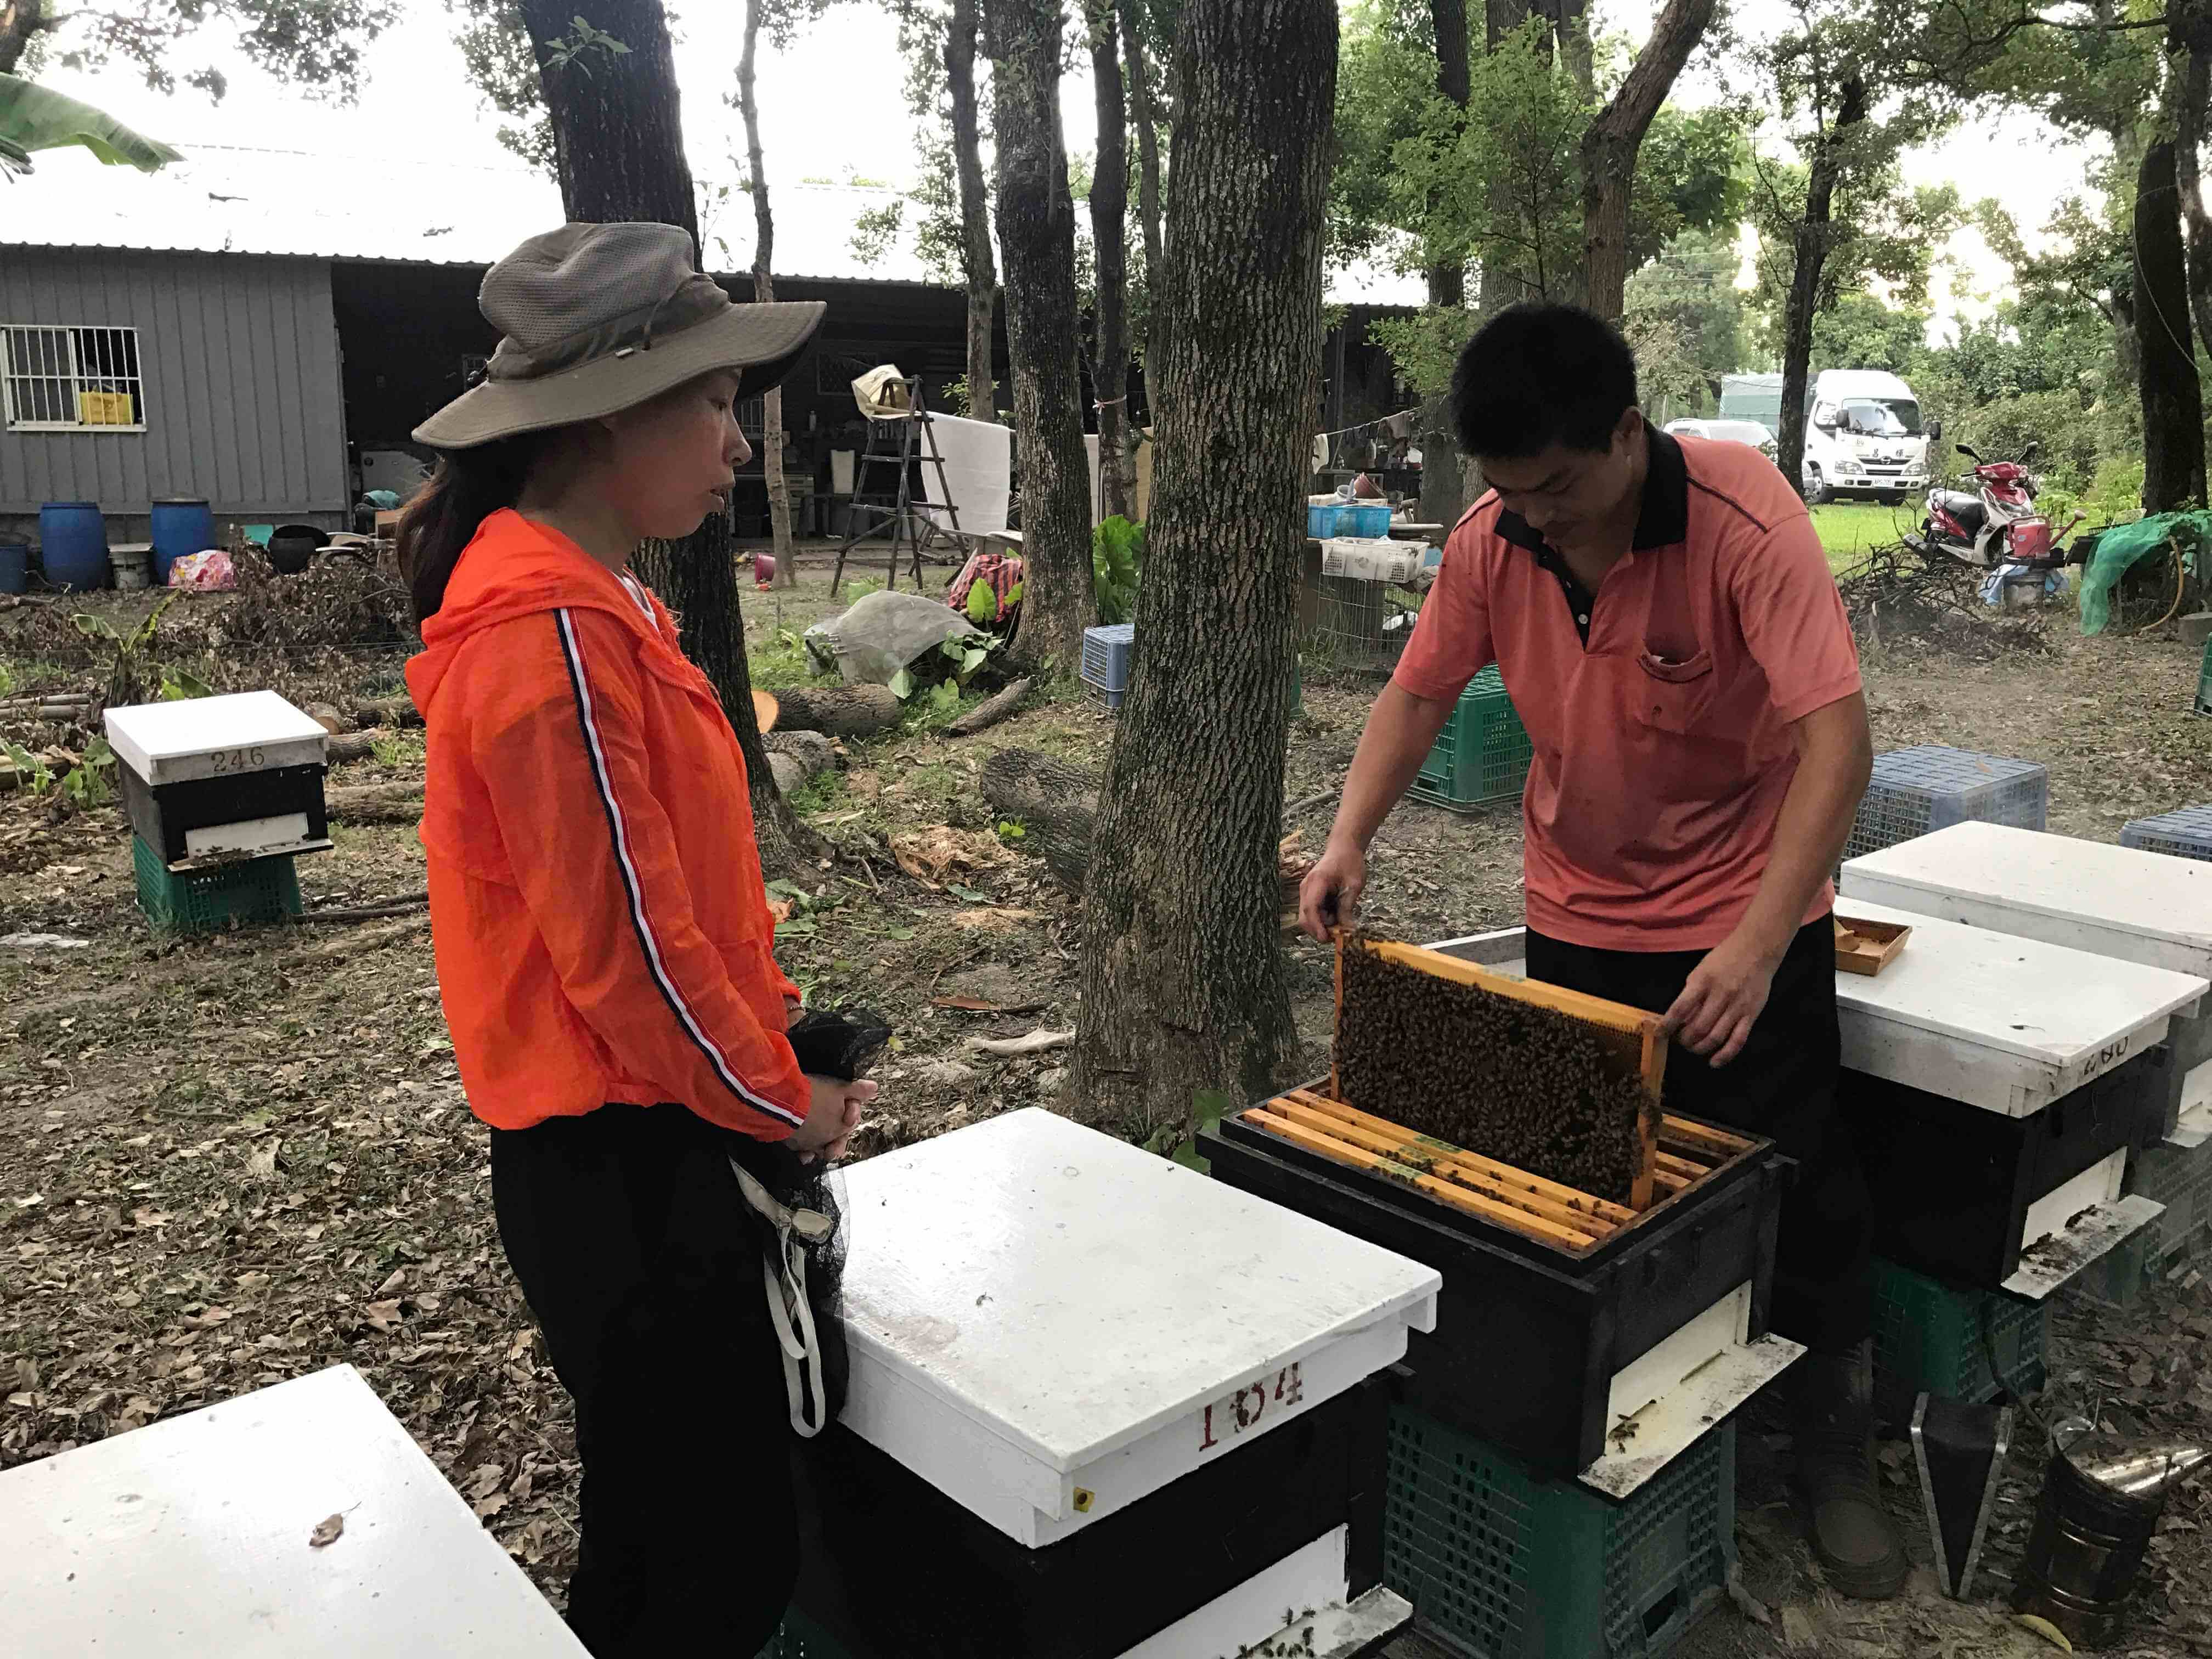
top-left (1909, 442), bottom-right (2081, 571)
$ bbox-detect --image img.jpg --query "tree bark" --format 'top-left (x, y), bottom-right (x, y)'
top-left (2170, 10), bottom-right (2212, 366)
top-left (1554, 0), bottom-right (1594, 97)
top-left (1425, 0), bottom-right (1471, 309)
top-left (1576, 0), bottom-right (1717, 324)
top-left (947, 0), bottom-right (1000, 420)
top-left (738, 0), bottom-right (798, 588)
top-left (1776, 72), bottom-right (1865, 498)
top-left (1070, 0), bottom-right (1334, 1138)
top-left (980, 745), bottom-right (1099, 888)
top-left (2137, 141), bottom-right (2209, 511)
top-left (1118, 0), bottom-right (1169, 392)
top-left (0, 0), bottom-right (51, 76)
top-left (982, 0), bottom-right (1097, 675)
top-left (1089, 3), bottom-right (1135, 519)
top-left (515, 0), bottom-right (815, 873)
top-left (946, 675), bottom-right (1034, 735)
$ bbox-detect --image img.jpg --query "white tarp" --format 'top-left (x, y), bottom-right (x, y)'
top-left (921, 412), bottom-right (1012, 537)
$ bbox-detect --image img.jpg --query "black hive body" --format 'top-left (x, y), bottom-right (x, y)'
top-left (1336, 936), bottom-right (1646, 1206)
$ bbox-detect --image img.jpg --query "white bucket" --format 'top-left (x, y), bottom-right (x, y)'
top-left (110, 543), bottom-right (153, 590)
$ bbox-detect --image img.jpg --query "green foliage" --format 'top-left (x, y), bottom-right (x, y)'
top-left (3, 741), bottom-right (52, 796)
top-left (13, 0), bottom-right (398, 103)
top-left (1142, 1088), bottom-right (1231, 1172)
top-left (1093, 516), bottom-right (1146, 624)
top-left (159, 664), bottom-right (213, 701)
top-left (1624, 230), bottom-right (1753, 415)
top-left (74, 594), bottom-right (180, 709)
top-left (0, 663), bottom-right (13, 700)
top-left (540, 15), bottom-right (631, 75)
top-left (60, 735), bottom-right (116, 809)
top-left (966, 577), bottom-right (1005, 627)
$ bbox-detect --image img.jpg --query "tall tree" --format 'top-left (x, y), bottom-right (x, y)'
top-left (2169, 0), bottom-right (2212, 366)
top-left (1088, 1), bottom-right (1135, 517)
top-left (2137, 140), bottom-right (2208, 509)
top-left (981, 0), bottom-right (1096, 672)
top-left (1427, 0), bottom-right (1471, 307)
top-left (1070, 0), bottom-right (1336, 1135)
top-left (1771, 60), bottom-right (1867, 495)
top-left (736, 0), bottom-right (797, 588)
top-left (1577, 0), bottom-right (1718, 323)
top-left (1118, 0), bottom-right (1168, 394)
top-left (515, 0), bottom-right (814, 870)
top-left (946, 0), bottom-right (1000, 419)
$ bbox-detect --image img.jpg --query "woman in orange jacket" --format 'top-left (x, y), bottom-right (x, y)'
top-left (399, 222), bottom-right (874, 1657)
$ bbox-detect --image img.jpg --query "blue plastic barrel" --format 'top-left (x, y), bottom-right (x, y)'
top-left (0, 544), bottom-right (26, 595)
top-left (150, 498), bottom-right (216, 585)
top-left (37, 502), bottom-right (108, 593)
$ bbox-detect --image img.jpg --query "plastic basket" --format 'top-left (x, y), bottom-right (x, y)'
top-left (1843, 747), bottom-right (2048, 865)
top-left (1385, 1405), bottom-right (1733, 1659)
top-left (2129, 1136), bottom-right (2212, 1278)
top-left (1080, 622), bottom-right (1134, 707)
top-left (2121, 804), bottom-right (2212, 865)
top-left (132, 834), bottom-right (302, 935)
top-left (1309, 501), bottom-right (1392, 538)
top-left (1409, 665), bottom-right (1534, 812)
top-left (1871, 1258), bottom-right (2047, 1406)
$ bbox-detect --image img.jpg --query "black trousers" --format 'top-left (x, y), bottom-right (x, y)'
top-left (1523, 913), bottom-right (1874, 1353)
top-left (490, 1104), bottom-right (797, 1657)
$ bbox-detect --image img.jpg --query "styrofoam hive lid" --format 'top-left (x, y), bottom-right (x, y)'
top-left (105, 691), bottom-right (329, 786)
top-left (836, 1108), bottom-right (1440, 1544)
top-left (1833, 899), bottom-right (2208, 1115)
top-left (1842, 822), bottom-right (2212, 980)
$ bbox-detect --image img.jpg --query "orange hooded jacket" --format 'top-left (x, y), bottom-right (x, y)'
top-left (405, 509), bottom-right (809, 1139)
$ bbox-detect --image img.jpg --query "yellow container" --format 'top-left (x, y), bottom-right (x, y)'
top-left (77, 389), bottom-right (135, 426)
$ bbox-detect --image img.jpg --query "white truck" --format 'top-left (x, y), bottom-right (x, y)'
top-left (1718, 369), bottom-right (1934, 506)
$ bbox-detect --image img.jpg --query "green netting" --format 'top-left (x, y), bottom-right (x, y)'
top-left (2079, 511), bottom-right (2212, 635)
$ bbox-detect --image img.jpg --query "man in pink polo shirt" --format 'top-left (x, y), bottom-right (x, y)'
top-left (1300, 304), bottom-right (1897, 1596)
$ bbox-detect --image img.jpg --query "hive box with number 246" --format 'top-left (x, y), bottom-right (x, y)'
top-left (104, 691), bottom-right (331, 868)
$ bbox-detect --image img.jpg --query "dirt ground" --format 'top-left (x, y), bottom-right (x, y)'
top-left (5, 552), bottom-right (2212, 1657)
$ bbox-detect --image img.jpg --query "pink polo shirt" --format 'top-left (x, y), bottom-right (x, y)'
top-left (1393, 426), bottom-right (1861, 951)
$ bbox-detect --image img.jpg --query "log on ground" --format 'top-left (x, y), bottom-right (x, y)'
top-left (769, 684), bottom-right (902, 736)
top-left (947, 677), bottom-right (1034, 737)
top-left (351, 695), bottom-right (424, 730)
top-left (325, 781), bottom-right (426, 825)
top-left (980, 746), bottom-right (1098, 890)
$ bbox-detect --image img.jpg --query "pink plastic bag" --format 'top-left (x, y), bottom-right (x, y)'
top-left (167, 549), bottom-right (236, 591)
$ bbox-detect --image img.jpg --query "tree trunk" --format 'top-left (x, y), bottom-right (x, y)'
top-left (0, 0), bottom-right (50, 76)
top-left (768, 682), bottom-right (904, 735)
top-left (1576, 0), bottom-right (1716, 325)
top-left (1070, 0), bottom-right (1334, 1138)
top-left (1118, 0), bottom-right (1169, 393)
top-left (2137, 141), bottom-right (2209, 511)
top-left (1776, 74), bottom-right (1865, 498)
top-left (983, 0), bottom-right (1097, 674)
top-left (738, 0), bottom-right (798, 589)
top-left (1425, 0), bottom-right (1470, 308)
top-left (980, 745), bottom-right (1099, 888)
top-left (1090, 3), bottom-right (1135, 520)
top-left (1555, 0), bottom-right (1594, 96)
top-left (2171, 16), bottom-right (2212, 365)
top-left (516, 0), bottom-right (815, 873)
top-left (948, 0), bottom-right (1000, 420)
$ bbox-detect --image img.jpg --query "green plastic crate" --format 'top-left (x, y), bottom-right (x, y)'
top-left (1871, 1259), bottom-right (2046, 1406)
top-left (755, 1606), bottom-right (849, 1659)
top-left (132, 834), bottom-right (302, 935)
top-left (2130, 1137), bottom-right (2212, 1278)
top-left (1409, 665), bottom-right (1533, 813)
top-left (1384, 1405), bottom-right (1734, 1659)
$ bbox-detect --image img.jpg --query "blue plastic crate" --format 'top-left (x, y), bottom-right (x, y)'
top-left (1308, 501), bottom-right (1392, 538)
top-left (2122, 804), bottom-right (2212, 865)
top-left (1843, 746), bottom-right (2048, 865)
top-left (1385, 1406), bottom-right (1733, 1659)
top-left (1080, 622), bottom-right (1135, 710)
top-left (132, 834), bottom-right (302, 935)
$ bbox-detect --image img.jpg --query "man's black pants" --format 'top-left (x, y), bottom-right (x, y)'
top-left (1523, 913), bottom-right (1874, 1353)
top-left (490, 1104), bottom-right (797, 1657)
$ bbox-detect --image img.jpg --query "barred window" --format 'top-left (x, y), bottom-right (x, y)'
top-left (3, 324), bottom-right (146, 431)
top-left (736, 394), bottom-right (766, 435)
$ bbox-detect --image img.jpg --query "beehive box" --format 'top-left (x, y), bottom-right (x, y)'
top-left (105, 691), bottom-right (331, 869)
top-left (1212, 935), bottom-right (1796, 1487)
top-left (1842, 823), bottom-right (2212, 1139)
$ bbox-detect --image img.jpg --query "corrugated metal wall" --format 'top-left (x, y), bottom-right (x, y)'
top-left (0, 248), bottom-right (347, 517)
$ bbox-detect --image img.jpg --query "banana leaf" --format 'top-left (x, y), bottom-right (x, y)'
top-left (0, 74), bottom-right (183, 177)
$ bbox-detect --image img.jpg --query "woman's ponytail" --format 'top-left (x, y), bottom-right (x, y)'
top-left (396, 436), bottom-right (540, 624)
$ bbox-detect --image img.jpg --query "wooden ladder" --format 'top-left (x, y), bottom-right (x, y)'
top-left (830, 377), bottom-right (970, 596)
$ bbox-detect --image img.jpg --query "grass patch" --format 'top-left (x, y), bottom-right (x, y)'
top-left (785, 768), bottom-right (849, 815)
top-left (1809, 502), bottom-right (1920, 573)
top-left (749, 627), bottom-right (834, 691)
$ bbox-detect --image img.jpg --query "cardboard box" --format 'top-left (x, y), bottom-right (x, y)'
top-left (374, 510), bottom-right (403, 539)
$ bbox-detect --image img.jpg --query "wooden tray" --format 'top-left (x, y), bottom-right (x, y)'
top-left (1835, 913), bottom-right (1911, 977)
top-left (1235, 1087), bottom-right (1756, 1256)
top-left (1335, 933), bottom-right (1669, 1209)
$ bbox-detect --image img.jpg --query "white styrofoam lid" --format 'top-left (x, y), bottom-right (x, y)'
top-left (1835, 899), bottom-right (2208, 1066)
top-left (1842, 823), bottom-right (2212, 974)
top-left (839, 1108), bottom-right (1441, 1477)
top-left (0, 1365), bottom-right (585, 1657)
top-left (105, 691), bottom-right (327, 776)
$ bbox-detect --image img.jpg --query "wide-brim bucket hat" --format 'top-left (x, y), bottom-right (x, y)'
top-left (414, 221), bottom-right (826, 450)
